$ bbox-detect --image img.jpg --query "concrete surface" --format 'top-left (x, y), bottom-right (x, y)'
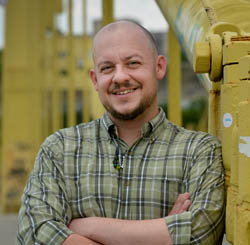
top-left (0, 213), bottom-right (18, 245)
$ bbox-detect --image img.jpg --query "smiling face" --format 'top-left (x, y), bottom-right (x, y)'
top-left (90, 21), bottom-right (166, 122)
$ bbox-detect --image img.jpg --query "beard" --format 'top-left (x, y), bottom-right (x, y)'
top-left (105, 102), bottom-right (145, 120)
top-left (103, 91), bottom-right (157, 121)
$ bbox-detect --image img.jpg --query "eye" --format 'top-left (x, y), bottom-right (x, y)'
top-left (128, 61), bottom-right (140, 68)
top-left (100, 65), bottom-right (113, 73)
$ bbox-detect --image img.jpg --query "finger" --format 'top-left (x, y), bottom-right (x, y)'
top-left (177, 193), bottom-right (191, 212)
top-left (181, 192), bottom-right (190, 201)
top-left (168, 193), bottom-right (191, 216)
top-left (181, 199), bottom-right (191, 212)
top-left (176, 192), bottom-right (190, 203)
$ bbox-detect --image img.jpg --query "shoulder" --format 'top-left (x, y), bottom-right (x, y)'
top-left (166, 121), bottom-right (221, 153)
top-left (59, 119), bottom-right (101, 140)
top-left (41, 119), bottom-right (101, 153)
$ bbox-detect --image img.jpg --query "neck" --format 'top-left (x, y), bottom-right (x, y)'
top-left (109, 107), bottom-right (159, 146)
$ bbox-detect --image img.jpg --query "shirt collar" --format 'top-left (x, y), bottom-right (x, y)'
top-left (101, 107), bottom-right (170, 139)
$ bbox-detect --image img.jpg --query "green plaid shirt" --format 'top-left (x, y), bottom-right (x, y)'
top-left (17, 108), bottom-right (225, 244)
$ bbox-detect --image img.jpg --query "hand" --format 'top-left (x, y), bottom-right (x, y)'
top-left (69, 218), bottom-right (88, 235)
top-left (168, 192), bottom-right (191, 216)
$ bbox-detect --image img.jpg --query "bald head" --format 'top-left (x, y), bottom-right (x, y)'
top-left (89, 20), bottom-right (167, 122)
top-left (92, 20), bottom-right (158, 61)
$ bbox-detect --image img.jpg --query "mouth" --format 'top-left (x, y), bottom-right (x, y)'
top-left (113, 88), bottom-right (137, 95)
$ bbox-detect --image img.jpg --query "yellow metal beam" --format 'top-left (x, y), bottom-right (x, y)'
top-left (154, 1), bottom-right (250, 244)
top-left (68, 0), bottom-right (76, 127)
top-left (219, 34), bottom-right (250, 245)
top-left (55, 0), bottom-right (63, 13)
top-left (1, 0), bottom-right (43, 212)
top-left (167, 27), bottom-right (182, 126)
top-left (86, 0), bottom-right (113, 119)
top-left (41, 0), bottom-right (50, 138)
top-left (81, 35), bottom-right (91, 122)
top-left (156, 0), bottom-right (250, 90)
top-left (50, 0), bottom-right (62, 132)
top-left (238, 53), bottom-right (250, 203)
top-left (221, 83), bottom-right (239, 183)
top-left (208, 85), bottom-right (221, 137)
top-left (102, 0), bottom-right (114, 26)
top-left (82, 0), bottom-right (90, 122)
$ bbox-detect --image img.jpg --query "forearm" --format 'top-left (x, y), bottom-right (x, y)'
top-left (69, 217), bottom-right (172, 245)
top-left (63, 233), bottom-right (103, 245)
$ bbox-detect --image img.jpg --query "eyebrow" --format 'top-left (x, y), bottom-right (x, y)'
top-left (96, 54), bottom-right (143, 69)
top-left (124, 54), bottom-right (143, 60)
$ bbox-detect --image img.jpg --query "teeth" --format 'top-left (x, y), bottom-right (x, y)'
top-left (116, 89), bottom-right (135, 95)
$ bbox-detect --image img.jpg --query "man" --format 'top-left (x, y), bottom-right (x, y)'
top-left (17, 20), bottom-right (225, 244)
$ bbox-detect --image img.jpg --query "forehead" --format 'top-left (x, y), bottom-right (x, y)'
top-left (93, 24), bottom-right (155, 62)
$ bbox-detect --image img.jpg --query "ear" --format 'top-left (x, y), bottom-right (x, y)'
top-left (156, 55), bottom-right (167, 80)
top-left (89, 68), bottom-right (99, 91)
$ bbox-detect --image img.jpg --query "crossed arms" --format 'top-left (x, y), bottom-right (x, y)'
top-left (63, 193), bottom-right (191, 245)
top-left (16, 132), bottom-right (225, 244)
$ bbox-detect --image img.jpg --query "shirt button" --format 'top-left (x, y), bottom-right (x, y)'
top-left (150, 138), bottom-right (155, 144)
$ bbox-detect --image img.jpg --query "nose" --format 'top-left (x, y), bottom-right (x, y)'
top-left (112, 65), bottom-right (130, 84)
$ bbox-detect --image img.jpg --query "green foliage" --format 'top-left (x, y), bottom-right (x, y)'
top-left (182, 97), bottom-right (207, 128)
top-left (160, 97), bottom-right (207, 129)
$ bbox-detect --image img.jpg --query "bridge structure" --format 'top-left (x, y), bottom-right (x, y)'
top-left (0, 0), bottom-right (250, 244)
top-left (155, 1), bottom-right (250, 243)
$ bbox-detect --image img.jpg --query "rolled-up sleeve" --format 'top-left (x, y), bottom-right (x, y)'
top-left (165, 138), bottom-right (225, 244)
top-left (165, 211), bottom-right (192, 244)
top-left (17, 135), bottom-right (73, 244)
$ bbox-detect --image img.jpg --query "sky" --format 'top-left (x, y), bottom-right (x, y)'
top-left (58, 0), bottom-right (168, 35)
top-left (0, 0), bottom-right (168, 49)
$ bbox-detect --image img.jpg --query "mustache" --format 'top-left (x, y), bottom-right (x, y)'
top-left (109, 81), bottom-right (140, 92)
top-left (112, 81), bottom-right (133, 90)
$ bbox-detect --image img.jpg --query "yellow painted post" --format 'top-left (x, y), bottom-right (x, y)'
top-left (87, 0), bottom-right (114, 120)
top-left (221, 83), bottom-right (239, 185)
top-left (208, 85), bottom-right (221, 137)
top-left (67, 0), bottom-right (76, 127)
top-left (82, 0), bottom-right (90, 123)
top-left (82, 36), bottom-right (91, 123)
top-left (52, 50), bottom-right (61, 132)
top-left (102, 0), bottom-right (114, 27)
top-left (55, 0), bottom-right (62, 13)
top-left (235, 51), bottom-right (250, 245)
top-left (221, 56), bottom-right (239, 242)
top-left (167, 27), bottom-right (182, 126)
top-left (1, 0), bottom-right (43, 212)
top-left (155, 0), bottom-right (250, 243)
top-left (226, 112), bottom-right (239, 243)
top-left (236, 101), bottom-right (250, 244)
top-left (49, 0), bottom-right (62, 132)
top-left (222, 36), bottom-right (250, 244)
top-left (194, 30), bottom-right (250, 244)
top-left (43, 27), bottom-right (54, 136)
top-left (80, 35), bottom-right (105, 121)
top-left (82, 89), bottom-right (90, 122)
top-left (73, 35), bottom-right (92, 123)
top-left (41, 0), bottom-right (53, 138)
top-left (235, 202), bottom-right (250, 245)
